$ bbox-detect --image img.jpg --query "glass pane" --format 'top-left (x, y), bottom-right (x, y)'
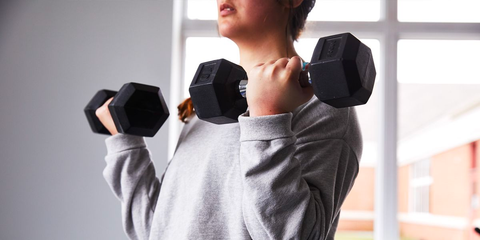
top-left (184, 37), bottom-right (239, 97)
top-left (399, 0), bottom-right (480, 23)
top-left (398, 40), bottom-right (480, 84)
top-left (187, 0), bottom-right (381, 22)
top-left (308, 0), bottom-right (380, 22)
top-left (187, 0), bottom-right (217, 20)
top-left (398, 39), bottom-right (480, 240)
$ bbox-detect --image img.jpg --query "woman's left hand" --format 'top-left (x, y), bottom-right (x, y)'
top-left (247, 56), bottom-right (314, 117)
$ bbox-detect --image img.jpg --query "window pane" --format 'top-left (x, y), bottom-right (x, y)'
top-left (398, 40), bottom-right (480, 84)
top-left (187, 0), bottom-right (217, 20)
top-left (187, 0), bottom-right (381, 21)
top-left (308, 0), bottom-right (380, 22)
top-left (184, 37), bottom-right (239, 97)
top-left (398, 39), bottom-right (480, 239)
top-left (398, 0), bottom-right (480, 23)
top-left (410, 159), bottom-right (431, 214)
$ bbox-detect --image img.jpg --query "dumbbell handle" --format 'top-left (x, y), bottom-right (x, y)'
top-left (238, 61), bottom-right (311, 98)
top-left (238, 80), bottom-right (248, 98)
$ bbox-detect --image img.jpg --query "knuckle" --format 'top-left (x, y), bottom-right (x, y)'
top-left (276, 58), bottom-right (288, 66)
top-left (95, 107), bottom-right (106, 118)
top-left (267, 70), bottom-right (276, 80)
top-left (95, 109), bottom-right (102, 118)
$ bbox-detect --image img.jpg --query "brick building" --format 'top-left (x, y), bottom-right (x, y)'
top-left (337, 84), bottom-right (480, 240)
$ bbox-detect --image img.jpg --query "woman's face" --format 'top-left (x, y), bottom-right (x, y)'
top-left (216, 0), bottom-right (288, 40)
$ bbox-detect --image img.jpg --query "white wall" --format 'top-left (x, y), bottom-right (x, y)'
top-left (0, 1), bottom-right (173, 239)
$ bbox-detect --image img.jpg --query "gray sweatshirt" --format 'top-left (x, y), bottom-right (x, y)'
top-left (103, 97), bottom-right (362, 240)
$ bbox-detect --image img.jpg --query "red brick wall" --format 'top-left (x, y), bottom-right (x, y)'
top-left (338, 220), bottom-right (373, 231)
top-left (400, 143), bottom-right (475, 240)
top-left (342, 166), bottom-right (375, 211)
top-left (430, 144), bottom-right (472, 217)
top-left (337, 141), bottom-right (480, 240)
top-left (473, 140), bottom-right (480, 240)
top-left (475, 140), bottom-right (480, 222)
top-left (337, 166), bottom-right (375, 231)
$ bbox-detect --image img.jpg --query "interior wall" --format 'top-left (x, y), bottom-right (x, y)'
top-left (0, 1), bottom-right (173, 239)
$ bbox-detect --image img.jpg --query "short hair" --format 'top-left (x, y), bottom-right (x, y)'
top-left (285, 0), bottom-right (316, 40)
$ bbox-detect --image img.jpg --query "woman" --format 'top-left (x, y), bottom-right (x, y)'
top-left (96, 0), bottom-right (362, 239)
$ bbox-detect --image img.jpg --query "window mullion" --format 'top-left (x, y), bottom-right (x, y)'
top-left (303, 21), bottom-right (383, 38)
top-left (398, 22), bottom-right (480, 40)
top-left (168, 0), bottom-right (187, 159)
top-left (375, 0), bottom-right (399, 239)
top-left (183, 19), bottom-right (219, 37)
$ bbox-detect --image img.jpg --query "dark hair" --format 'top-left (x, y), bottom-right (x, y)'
top-left (283, 0), bottom-right (316, 40)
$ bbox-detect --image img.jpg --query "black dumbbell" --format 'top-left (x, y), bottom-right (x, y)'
top-left (84, 82), bottom-right (169, 137)
top-left (189, 32), bottom-right (376, 124)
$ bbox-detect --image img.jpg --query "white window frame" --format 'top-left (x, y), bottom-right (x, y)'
top-left (169, 1), bottom-right (480, 239)
top-left (409, 159), bottom-right (432, 214)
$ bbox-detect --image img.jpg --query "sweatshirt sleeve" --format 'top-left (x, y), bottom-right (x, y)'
top-left (102, 134), bottom-right (161, 240)
top-left (238, 105), bottom-right (361, 240)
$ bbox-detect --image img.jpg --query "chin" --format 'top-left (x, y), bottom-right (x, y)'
top-left (219, 23), bottom-right (249, 41)
top-left (217, 23), bottom-right (235, 39)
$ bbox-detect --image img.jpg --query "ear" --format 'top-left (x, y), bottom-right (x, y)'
top-left (280, 0), bottom-right (303, 8)
top-left (291, 0), bottom-right (303, 8)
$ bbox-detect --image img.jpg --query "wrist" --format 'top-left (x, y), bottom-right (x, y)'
top-left (249, 108), bottom-right (287, 117)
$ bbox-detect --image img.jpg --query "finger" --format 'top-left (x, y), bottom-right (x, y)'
top-left (266, 59), bottom-right (277, 66)
top-left (104, 97), bottom-right (114, 107)
top-left (95, 97), bottom-right (114, 118)
top-left (286, 56), bottom-right (302, 77)
top-left (254, 62), bottom-right (265, 68)
top-left (274, 58), bottom-right (289, 68)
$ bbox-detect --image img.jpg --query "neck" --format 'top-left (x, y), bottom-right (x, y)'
top-left (235, 32), bottom-right (299, 74)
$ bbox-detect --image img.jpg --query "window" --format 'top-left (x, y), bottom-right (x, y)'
top-left (187, 0), bottom-right (216, 20)
top-left (184, 37), bottom-right (239, 97)
top-left (398, 40), bottom-right (480, 84)
top-left (307, 0), bottom-right (380, 22)
top-left (410, 159), bottom-right (432, 214)
top-left (398, 0), bottom-right (480, 23)
top-left (171, 0), bottom-right (480, 239)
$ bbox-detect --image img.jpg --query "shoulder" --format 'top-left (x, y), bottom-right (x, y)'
top-left (292, 97), bottom-right (363, 159)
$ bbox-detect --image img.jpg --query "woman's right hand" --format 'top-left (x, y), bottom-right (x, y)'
top-left (95, 97), bottom-right (119, 135)
top-left (246, 56), bottom-right (314, 117)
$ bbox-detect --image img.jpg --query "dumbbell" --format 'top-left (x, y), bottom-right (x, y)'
top-left (189, 32), bottom-right (376, 124)
top-left (84, 82), bottom-right (169, 137)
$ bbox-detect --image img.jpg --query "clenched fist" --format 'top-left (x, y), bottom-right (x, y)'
top-left (246, 56), bottom-right (314, 117)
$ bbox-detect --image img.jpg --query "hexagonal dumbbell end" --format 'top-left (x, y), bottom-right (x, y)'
top-left (309, 32), bottom-right (376, 108)
top-left (109, 82), bottom-right (169, 137)
top-left (189, 59), bottom-right (248, 124)
top-left (84, 89), bottom-right (118, 135)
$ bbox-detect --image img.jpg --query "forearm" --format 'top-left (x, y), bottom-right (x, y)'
top-left (103, 134), bottom-right (161, 240)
